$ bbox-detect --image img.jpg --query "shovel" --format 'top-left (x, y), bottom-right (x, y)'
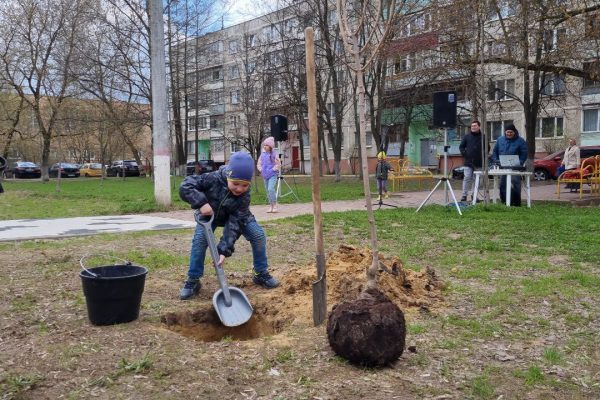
top-left (195, 212), bottom-right (253, 327)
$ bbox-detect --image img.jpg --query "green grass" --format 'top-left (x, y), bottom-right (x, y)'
top-left (1, 201), bottom-right (600, 398)
top-left (470, 373), bottom-right (495, 399)
top-left (542, 347), bottom-right (564, 365)
top-left (0, 175), bottom-right (381, 219)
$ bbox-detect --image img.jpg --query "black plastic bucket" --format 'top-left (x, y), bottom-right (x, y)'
top-left (80, 263), bottom-right (148, 326)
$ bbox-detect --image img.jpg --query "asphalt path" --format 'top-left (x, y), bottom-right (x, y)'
top-left (0, 182), bottom-right (586, 242)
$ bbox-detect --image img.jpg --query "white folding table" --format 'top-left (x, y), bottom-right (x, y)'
top-left (472, 169), bottom-right (532, 208)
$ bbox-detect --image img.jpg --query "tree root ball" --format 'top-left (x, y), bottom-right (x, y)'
top-left (326, 287), bottom-right (406, 367)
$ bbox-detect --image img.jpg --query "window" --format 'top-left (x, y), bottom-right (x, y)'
top-left (246, 61), bottom-right (256, 74)
top-left (487, 79), bottom-right (515, 101)
top-left (543, 28), bottom-right (566, 51)
top-left (246, 34), bottom-right (256, 48)
top-left (487, 40), bottom-right (507, 56)
top-left (198, 117), bottom-right (207, 129)
top-left (396, 53), bottom-right (415, 73)
top-left (541, 74), bottom-right (565, 95)
top-left (583, 108), bottom-right (600, 132)
top-left (366, 131), bottom-right (373, 147)
top-left (334, 68), bottom-right (345, 84)
top-left (488, 0), bottom-right (516, 20)
top-left (186, 141), bottom-right (197, 155)
top-left (207, 41), bottom-right (223, 54)
top-left (229, 65), bottom-right (239, 79)
top-left (583, 62), bottom-right (600, 90)
top-left (228, 40), bottom-right (238, 54)
top-left (327, 103), bottom-right (337, 119)
top-left (486, 120), bottom-right (514, 141)
top-left (247, 87), bottom-right (256, 101)
top-left (187, 117), bottom-right (195, 131)
top-left (585, 13), bottom-right (600, 39)
top-left (229, 115), bottom-right (240, 127)
top-left (284, 18), bottom-right (299, 34)
top-left (302, 131), bottom-right (309, 147)
top-left (210, 118), bottom-right (219, 129)
top-left (230, 90), bottom-right (240, 104)
top-left (537, 117), bottom-right (563, 138)
top-left (401, 12), bottom-right (431, 37)
top-left (211, 68), bottom-right (222, 81)
top-left (209, 91), bottom-right (221, 105)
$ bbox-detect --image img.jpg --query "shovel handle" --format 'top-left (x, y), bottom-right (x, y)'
top-left (194, 211), bottom-right (233, 307)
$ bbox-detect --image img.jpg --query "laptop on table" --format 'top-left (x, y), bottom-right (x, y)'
top-left (499, 155), bottom-right (525, 170)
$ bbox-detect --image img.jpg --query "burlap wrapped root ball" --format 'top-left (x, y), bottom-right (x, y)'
top-left (327, 287), bottom-right (406, 367)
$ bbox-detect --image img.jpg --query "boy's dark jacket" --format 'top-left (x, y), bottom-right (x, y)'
top-left (179, 166), bottom-right (255, 257)
top-left (375, 160), bottom-right (392, 180)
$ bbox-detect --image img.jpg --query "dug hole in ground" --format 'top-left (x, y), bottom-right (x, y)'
top-left (162, 244), bottom-right (445, 350)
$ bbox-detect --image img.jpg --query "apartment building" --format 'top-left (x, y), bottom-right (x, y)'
top-left (175, 1), bottom-right (600, 174)
top-left (383, 1), bottom-right (600, 170)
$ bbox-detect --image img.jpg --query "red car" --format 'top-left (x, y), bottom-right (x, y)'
top-left (533, 146), bottom-right (600, 181)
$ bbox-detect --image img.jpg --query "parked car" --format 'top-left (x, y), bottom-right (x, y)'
top-left (80, 162), bottom-right (103, 177)
top-left (533, 146), bottom-right (600, 181)
top-left (106, 160), bottom-right (140, 177)
top-left (185, 160), bottom-right (219, 176)
top-left (49, 163), bottom-right (80, 178)
top-left (4, 161), bottom-right (42, 179)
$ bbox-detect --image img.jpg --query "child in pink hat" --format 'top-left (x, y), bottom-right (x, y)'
top-left (256, 136), bottom-right (281, 213)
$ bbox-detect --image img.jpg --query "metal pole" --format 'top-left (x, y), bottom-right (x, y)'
top-left (479, 0), bottom-right (490, 204)
top-left (443, 127), bottom-right (448, 204)
top-left (149, 0), bottom-right (171, 206)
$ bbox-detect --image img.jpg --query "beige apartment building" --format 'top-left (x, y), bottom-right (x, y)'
top-left (175, 1), bottom-right (600, 174)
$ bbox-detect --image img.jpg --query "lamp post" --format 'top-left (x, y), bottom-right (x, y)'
top-left (149, 0), bottom-right (171, 205)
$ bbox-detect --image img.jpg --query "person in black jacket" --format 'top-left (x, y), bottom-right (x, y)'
top-left (178, 152), bottom-right (279, 300)
top-left (459, 120), bottom-right (484, 202)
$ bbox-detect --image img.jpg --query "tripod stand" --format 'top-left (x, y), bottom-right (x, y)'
top-left (416, 128), bottom-right (462, 215)
top-left (372, 180), bottom-right (398, 210)
top-left (275, 141), bottom-right (299, 203)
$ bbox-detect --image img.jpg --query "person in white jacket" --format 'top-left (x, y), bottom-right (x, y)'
top-left (561, 138), bottom-right (580, 191)
top-left (562, 138), bottom-right (580, 171)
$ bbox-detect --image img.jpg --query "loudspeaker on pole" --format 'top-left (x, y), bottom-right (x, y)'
top-left (432, 91), bottom-right (457, 128)
top-left (270, 114), bottom-right (288, 141)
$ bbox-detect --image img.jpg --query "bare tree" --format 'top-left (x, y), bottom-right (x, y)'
top-left (336, 0), bottom-right (398, 287)
top-left (0, 0), bottom-right (92, 181)
top-left (436, 0), bottom-right (600, 161)
top-left (0, 90), bottom-right (26, 158)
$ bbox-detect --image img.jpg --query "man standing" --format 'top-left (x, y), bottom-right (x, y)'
top-left (459, 120), bottom-right (484, 202)
top-left (491, 124), bottom-right (528, 206)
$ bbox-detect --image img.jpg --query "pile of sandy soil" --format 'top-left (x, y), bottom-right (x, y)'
top-left (162, 244), bottom-right (444, 341)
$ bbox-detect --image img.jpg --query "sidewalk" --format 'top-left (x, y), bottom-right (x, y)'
top-left (0, 182), bottom-right (592, 242)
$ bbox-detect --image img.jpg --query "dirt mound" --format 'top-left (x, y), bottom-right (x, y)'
top-left (280, 244), bottom-right (444, 322)
top-left (162, 244), bottom-right (444, 341)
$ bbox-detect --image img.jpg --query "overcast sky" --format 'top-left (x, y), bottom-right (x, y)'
top-left (221, 0), bottom-right (277, 27)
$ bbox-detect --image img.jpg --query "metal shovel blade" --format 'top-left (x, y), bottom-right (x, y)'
top-left (195, 212), bottom-right (254, 327)
top-left (213, 287), bottom-right (254, 327)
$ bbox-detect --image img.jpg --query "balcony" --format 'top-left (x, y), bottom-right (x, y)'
top-left (208, 104), bottom-right (225, 115)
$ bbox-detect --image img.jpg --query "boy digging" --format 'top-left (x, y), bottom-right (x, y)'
top-left (179, 152), bottom-right (279, 300)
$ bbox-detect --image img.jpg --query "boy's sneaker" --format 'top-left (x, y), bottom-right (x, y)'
top-left (460, 196), bottom-right (467, 202)
top-left (253, 272), bottom-right (280, 289)
top-left (179, 279), bottom-right (201, 300)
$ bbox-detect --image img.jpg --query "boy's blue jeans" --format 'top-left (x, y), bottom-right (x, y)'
top-left (186, 219), bottom-right (268, 280)
top-left (264, 175), bottom-right (278, 205)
